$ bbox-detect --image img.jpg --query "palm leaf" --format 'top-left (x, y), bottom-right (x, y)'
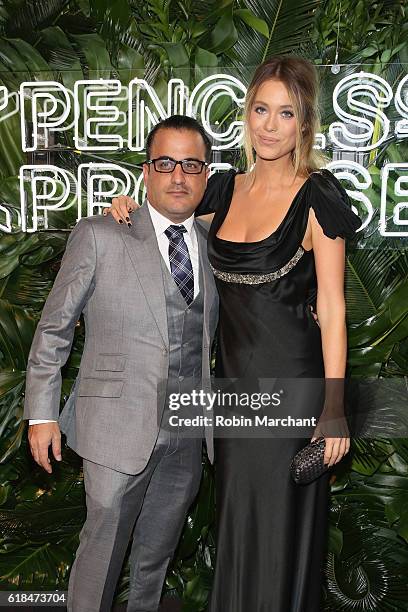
top-left (39, 26), bottom-right (84, 94)
top-left (347, 278), bottom-right (408, 375)
top-left (0, 537), bottom-right (76, 588)
top-left (228, 0), bottom-right (320, 84)
top-left (71, 32), bottom-right (113, 79)
top-left (327, 470), bottom-right (408, 610)
top-left (0, 234), bottom-right (41, 280)
top-left (0, 299), bottom-right (37, 370)
top-left (2, 0), bottom-right (68, 39)
top-left (345, 247), bottom-right (404, 325)
top-left (0, 478), bottom-right (85, 538)
top-left (0, 265), bottom-right (55, 306)
top-left (0, 372), bottom-right (25, 463)
top-left (5, 37), bottom-right (54, 79)
top-left (0, 104), bottom-right (25, 177)
top-left (350, 439), bottom-right (394, 476)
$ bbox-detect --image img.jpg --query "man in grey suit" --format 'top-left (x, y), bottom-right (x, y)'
top-left (24, 115), bottom-right (219, 612)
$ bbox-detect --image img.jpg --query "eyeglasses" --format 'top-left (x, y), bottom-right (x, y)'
top-left (146, 157), bottom-right (208, 174)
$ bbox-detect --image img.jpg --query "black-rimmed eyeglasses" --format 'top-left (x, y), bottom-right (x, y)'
top-left (146, 157), bottom-right (208, 174)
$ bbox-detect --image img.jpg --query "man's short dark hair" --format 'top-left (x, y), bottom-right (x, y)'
top-left (145, 115), bottom-right (212, 163)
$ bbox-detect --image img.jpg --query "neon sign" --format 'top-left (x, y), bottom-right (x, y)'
top-left (0, 72), bottom-right (407, 235)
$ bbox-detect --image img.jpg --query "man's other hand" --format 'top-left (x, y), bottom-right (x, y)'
top-left (28, 422), bottom-right (62, 473)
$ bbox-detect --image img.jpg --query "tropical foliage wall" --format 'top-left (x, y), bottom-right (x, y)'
top-left (0, 0), bottom-right (407, 610)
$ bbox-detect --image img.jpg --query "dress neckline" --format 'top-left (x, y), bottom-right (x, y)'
top-left (215, 170), bottom-right (312, 246)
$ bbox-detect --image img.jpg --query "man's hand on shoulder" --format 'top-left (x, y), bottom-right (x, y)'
top-left (28, 421), bottom-right (62, 474)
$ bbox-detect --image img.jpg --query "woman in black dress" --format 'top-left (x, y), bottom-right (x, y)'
top-left (108, 56), bottom-right (361, 611)
top-left (194, 56), bottom-right (360, 612)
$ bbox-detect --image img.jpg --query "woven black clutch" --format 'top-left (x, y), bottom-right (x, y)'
top-left (290, 437), bottom-right (328, 485)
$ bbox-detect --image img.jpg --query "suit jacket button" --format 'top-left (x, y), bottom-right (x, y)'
top-left (162, 348), bottom-right (168, 354)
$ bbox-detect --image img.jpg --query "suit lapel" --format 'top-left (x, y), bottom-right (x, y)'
top-left (120, 204), bottom-right (169, 349)
top-left (120, 207), bottom-right (214, 350)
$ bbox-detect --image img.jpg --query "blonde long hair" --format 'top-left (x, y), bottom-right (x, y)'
top-left (243, 55), bottom-right (326, 177)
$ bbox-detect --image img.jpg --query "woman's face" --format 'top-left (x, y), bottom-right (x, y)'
top-left (247, 79), bottom-right (298, 162)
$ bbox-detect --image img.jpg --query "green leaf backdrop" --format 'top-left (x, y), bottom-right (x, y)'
top-left (0, 0), bottom-right (407, 609)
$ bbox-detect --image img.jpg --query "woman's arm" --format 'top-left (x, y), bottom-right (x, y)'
top-left (310, 207), bottom-right (350, 466)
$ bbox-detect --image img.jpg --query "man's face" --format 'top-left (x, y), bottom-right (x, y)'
top-left (143, 128), bottom-right (210, 222)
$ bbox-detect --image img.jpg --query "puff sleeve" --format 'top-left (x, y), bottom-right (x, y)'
top-left (308, 169), bottom-right (362, 239)
top-left (195, 168), bottom-right (236, 216)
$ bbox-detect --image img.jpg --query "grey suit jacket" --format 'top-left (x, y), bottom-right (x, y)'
top-left (23, 204), bottom-right (219, 474)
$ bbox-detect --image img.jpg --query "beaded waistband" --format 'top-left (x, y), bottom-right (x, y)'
top-left (210, 246), bottom-right (305, 285)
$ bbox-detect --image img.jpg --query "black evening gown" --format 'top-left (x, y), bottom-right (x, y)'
top-left (195, 169), bottom-right (361, 612)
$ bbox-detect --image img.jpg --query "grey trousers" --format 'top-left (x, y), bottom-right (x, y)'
top-left (67, 428), bottom-right (202, 612)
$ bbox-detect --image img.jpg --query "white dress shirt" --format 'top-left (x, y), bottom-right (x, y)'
top-left (29, 202), bottom-right (200, 425)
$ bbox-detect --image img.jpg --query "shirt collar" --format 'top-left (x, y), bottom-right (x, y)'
top-left (146, 200), bottom-right (195, 238)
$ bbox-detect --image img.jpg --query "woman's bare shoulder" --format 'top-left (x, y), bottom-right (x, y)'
top-left (234, 171), bottom-right (251, 195)
top-left (235, 172), bottom-right (247, 187)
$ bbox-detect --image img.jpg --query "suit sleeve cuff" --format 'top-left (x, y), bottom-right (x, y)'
top-left (29, 419), bottom-right (57, 425)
